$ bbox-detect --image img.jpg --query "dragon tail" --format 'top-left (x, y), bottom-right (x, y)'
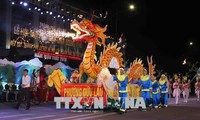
top-left (99, 43), bottom-right (123, 69)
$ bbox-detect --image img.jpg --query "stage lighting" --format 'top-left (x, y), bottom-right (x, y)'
top-left (49, 12), bottom-right (53, 15)
top-left (34, 7), bottom-right (37, 10)
top-left (67, 18), bottom-right (70, 21)
top-left (38, 8), bottom-right (41, 11)
top-left (20, 1), bottom-right (23, 4)
top-left (23, 2), bottom-right (28, 6)
top-left (57, 15), bottom-right (60, 18)
top-left (46, 11), bottom-right (49, 13)
top-left (28, 8), bottom-right (31, 11)
top-left (46, 2), bottom-right (49, 5)
top-left (41, 12), bottom-right (43, 14)
top-left (11, 2), bottom-right (15, 5)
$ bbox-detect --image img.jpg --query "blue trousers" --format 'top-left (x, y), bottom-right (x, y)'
top-left (141, 91), bottom-right (151, 107)
top-left (152, 93), bottom-right (160, 107)
top-left (119, 92), bottom-right (127, 111)
top-left (160, 93), bottom-right (168, 106)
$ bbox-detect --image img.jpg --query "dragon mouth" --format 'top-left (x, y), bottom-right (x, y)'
top-left (70, 23), bottom-right (90, 41)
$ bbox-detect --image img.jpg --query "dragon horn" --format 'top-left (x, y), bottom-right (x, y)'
top-left (139, 59), bottom-right (142, 64)
top-left (102, 25), bottom-right (108, 32)
top-left (147, 56), bottom-right (149, 64)
top-left (117, 47), bottom-right (121, 51)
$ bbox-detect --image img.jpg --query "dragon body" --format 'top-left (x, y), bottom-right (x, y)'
top-left (71, 19), bottom-right (123, 82)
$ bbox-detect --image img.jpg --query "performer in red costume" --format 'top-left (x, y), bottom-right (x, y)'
top-left (39, 66), bottom-right (48, 103)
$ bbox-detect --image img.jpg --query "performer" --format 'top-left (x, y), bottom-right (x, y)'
top-left (173, 77), bottom-right (181, 104)
top-left (0, 79), bottom-right (3, 102)
top-left (39, 66), bottom-right (48, 103)
top-left (139, 69), bottom-right (152, 110)
top-left (70, 69), bottom-right (81, 83)
top-left (15, 69), bottom-right (31, 110)
top-left (151, 76), bottom-right (160, 109)
top-left (182, 76), bottom-right (190, 103)
top-left (168, 78), bottom-right (173, 98)
top-left (113, 68), bottom-right (128, 114)
top-left (195, 78), bottom-right (200, 101)
top-left (159, 74), bottom-right (168, 107)
top-left (195, 68), bottom-right (200, 101)
top-left (32, 69), bottom-right (40, 104)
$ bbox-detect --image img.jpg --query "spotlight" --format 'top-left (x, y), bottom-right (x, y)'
top-left (28, 8), bottom-right (31, 11)
top-left (71, 19), bottom-right (73, 22)
top-left (34, 7), bottom-right (37, 10)
top-left (38, 8), bottom-right (41, 11)
top-left (63, 19), bottom-right (65, 22)
top-left (11, 2), bottom-right (15, 5)
top-left (61, 16), bottom-right (64, 19)
top-left (46, 11), bottom-right (49, 13)
top-left (49, 12), bottom-right (52, 15)
top-left (61, 9), bottom-right (64, 11)
top-left (67, 18), bottom-right (70, 21)
top-left (20, 1), bottom-right (23, 4)
top-left (23, 2), bottom-right (28, 6)
top-left (57, 15), bottom-right (60, 18)
top-left (46, 2), bottom-right (49, 5)
top-left (53, 16), bottom-right (56, 19)
top-left (41, 12), bottom-right (43, 14)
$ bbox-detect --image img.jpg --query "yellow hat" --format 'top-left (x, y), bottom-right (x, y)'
top-left (119, 68), bottom-right (124, 70)
top-left (161, 74), bottom-right (166, 77)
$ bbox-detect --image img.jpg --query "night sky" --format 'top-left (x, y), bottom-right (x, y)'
top-left (66, 0), bottom-right (200, 75)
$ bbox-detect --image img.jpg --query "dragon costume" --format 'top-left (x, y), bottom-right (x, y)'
top-left (47, 19), bottom-right (155, 100)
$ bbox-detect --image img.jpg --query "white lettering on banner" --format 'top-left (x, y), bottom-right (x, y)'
top-left (60, 57), bottom-right (67, 62)
top-left (34, 53), bottom-right (43, 58)
top-left (44, 55), bottom-right (51, 59)
top-left (52, 56), bottom-right (59, 60)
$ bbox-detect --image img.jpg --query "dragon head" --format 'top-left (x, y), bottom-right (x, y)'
top-left (70, 19), bottom-right (109, 46)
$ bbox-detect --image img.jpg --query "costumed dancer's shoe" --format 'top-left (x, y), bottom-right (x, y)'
top-left (158, 104), bottom-right (162, 108)
top-left (118, 109), bottom-right (126, 114)
top-left (154, 106), bottom-right (158, 109)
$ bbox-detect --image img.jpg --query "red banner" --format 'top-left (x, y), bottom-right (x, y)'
top-left (35, 50), bottom-right (82, 61)
top-left (60, 84), bottom-right (107, 105)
